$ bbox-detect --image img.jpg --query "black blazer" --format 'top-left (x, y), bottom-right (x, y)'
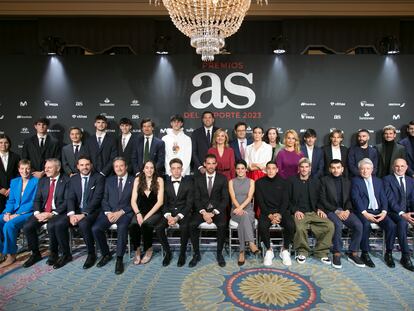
top-left (33, 174), bottom-right (70, 215)
top-left (0, 151), bottom-right (20, 211)
top-left (85, 134), bottom-right (118, 176)
top-left (117, 134), bottom-right (138, 174)
top-left (61, 143), bottom-right (87, 176)
top-left (101, 174), bottom-right (135, 214)
top-left (193, 172), bottom-right (228, 214)
top-left (322, 145), bottom-right (349, 176)
top-left (288, 175), bottom-right (320, 213)
top-left (131, 135), bottom-right (165, 175)
top-left (191, 126), bottom-right (218, 170)
top-left (22, 135), bottom-right (61, 172)
top-left (375, 142), bottom-right (406, 178)
top-left (162, 176), bottom-right (194, 218)
top-left (301, 144), bottom-right (325, 178)
top-left (67, 173), bottom-right (105, 215)
top-left (319, 175), bottom-right (353, 213)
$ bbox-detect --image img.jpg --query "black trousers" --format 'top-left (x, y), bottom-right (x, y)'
top-left (155, 215), bottom-right (190, 253)
top-left (258, 212), bottom-right (295, 249)
top-left (129, 212), bottom-right (163, 251)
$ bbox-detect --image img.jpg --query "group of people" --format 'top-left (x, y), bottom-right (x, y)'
top-left (0, 112), bottom-right (413, 275)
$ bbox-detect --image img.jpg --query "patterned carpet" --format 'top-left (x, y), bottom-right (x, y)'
top-left (1, 249), bottom-right (414, 311)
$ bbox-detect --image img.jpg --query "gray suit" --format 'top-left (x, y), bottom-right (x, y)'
top-left (61, 143), bottom-right (86, 176)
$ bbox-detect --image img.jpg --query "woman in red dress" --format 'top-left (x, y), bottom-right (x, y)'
top-left (208, 128), bottom-right (235, 181)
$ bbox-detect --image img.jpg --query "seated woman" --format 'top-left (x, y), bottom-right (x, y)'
top-left (129, 160), bottom-right (164, 265)
top-left (0, 159), bottom-right (38, 268)
top-left (229, 160), bottom-right (259, 266)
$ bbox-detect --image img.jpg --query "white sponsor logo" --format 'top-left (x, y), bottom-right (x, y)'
top-left (106, 129), bottom-right (115, 133)
top-left (277, 127), bottom-right (283, 134)
top-left (300, 113), bottom-right (315, 120)
top-left (186, 128), bottom-right (194, 133)
top-left (160, 128), bottom-right (168, 134)
top-left (0, 115), bottom-right (4, 120)
top-left (75, 101), bottom-right (83, 107)
top-left (388, 102), bottom-right (406, 107)
top-left (20, 101), bottom-right (28, 107)
top-left (300, 102), bottom-right (317, 106)
top-left (99, 98), bottom-right (115, 107)
top-left (46, 115), bottom-right (57, 119)
top-left (360, 101), bottom-right (374, 107)
top-left (330, 102), bottom-right (346, 106)
top-left (359, 111), bottom-right (375, 120)
top-left (329, 128), bottom-right (336, 132)
top-left (44, 100), bottom-right (59, 107)
top-left (333, 114), bottom-right (342, 120)
top-left (131, 114), bottom-right (140, 119)
top-left (132, 129), bottom-right (140, 133)
top-left (20, 127), bottom-right (29, 134)
top-left (130, 99), bottom-right (140, 107)
top-left (299, 129), bottom-right (307, 133)
top-left (190, 72), bottom-right (255, 109)
top-left (72, 115), bottom-right (87, 119)
top-left (100, 113), bottom-right (114, 119)
top-left (392, 114), bottom-right (401, 120)
top-left (16, 115), bottom-right (32, 119)
top-left (47, 129), bottom-right (60, 133)
top-left (17, 144), bottom-right (23, 149)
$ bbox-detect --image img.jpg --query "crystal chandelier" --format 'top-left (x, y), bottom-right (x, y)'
top-left (153, 0), bottom-right (253, 61)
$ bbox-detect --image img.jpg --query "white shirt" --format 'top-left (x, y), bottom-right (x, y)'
top-left (331, 145), bottom-right (342, 160)
top-left (306, 145), bottom-right (314, 163)
top-left (162, 128), bottom-right (192, 176)
top-left (164, 177), bottom-right (184, 220)
top-left (72, 142), bottom-right (82, 154)
top-left (121, 133), bottom-right (132, 150)
top-left (37, 134), bottom-right (47, 147)
top-left (201, 172), bottom-right (220, 215)
top-left (96, 132), bottom-right (106, 144)
top-left (0, 152), bottom-right (8, 169)
top-left (245, 142), bottom-right (272, 172)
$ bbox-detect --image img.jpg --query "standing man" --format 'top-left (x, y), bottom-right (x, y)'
top-left (117, 117), bottom-right (137, 175)
top-left (399, 120), bottom-right (414, 177)
top-left (22, 117), bottom-right (60, 179)
top-left (61, 127), bottom-right (86, 177)
top-left (300, 129), bottom-right (324, 178)
top-left (348, 129), bottom-right (378, 177)
top-left (229, 122), bottom-right (252, 162)
top-left (162, 115), bottom-right (192, 176)
top-left (191, 111), bottom-right (218, 175)
top-left (322, 129), bottom-right (349, 176)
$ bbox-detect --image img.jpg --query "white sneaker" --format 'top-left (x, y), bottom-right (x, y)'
top-left (263, 250), bottom-right (274, 266)
top-left (320, 257), bottom-right (332, 265)
top-left (295, 255), bottom-right (306, 264)
top-left (279, 249), bottom-right (292, 266)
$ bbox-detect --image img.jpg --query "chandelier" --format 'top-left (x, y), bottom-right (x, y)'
top-left (153, 0), bottom-right (254, 61)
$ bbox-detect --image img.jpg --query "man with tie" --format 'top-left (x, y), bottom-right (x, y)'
top-left (117, 117), bottom-right (137, 174)
top-left (92, 157), bottom-right (134, 274)
top-left (191, 111), bottom-right (218, 175)
top-left (131, 118), bottom-right (165, 176)
top-left (61, 127), bottom-right (86, 177)
top-left (188, 154), bottom-right (228, 267)
top-left (66, 156), bottom-right (105, 269)
top-left (155, 158), bottom-right (193, 267)
top-left (229, 122), bottom-right (252, 162)
top-left (300, 129), bottom-right (324, 178)
top-left (22, 117), bottom-right (60, 179)
top-left (383, 158), bottom-right (414, 271)
top-left (348, 129), bottom-right (379, 177)
top-left (85, 115), bottom-right (118, 177)
top-left (351, 158), bottom-right (396, 268)
top-left (22, 158), bottom-right (71, 269)
top-left (399, 120), bottom-right (414, 177)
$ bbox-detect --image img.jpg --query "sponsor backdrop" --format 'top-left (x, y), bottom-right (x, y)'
top-left (0, 55), bottom-right (412, 153)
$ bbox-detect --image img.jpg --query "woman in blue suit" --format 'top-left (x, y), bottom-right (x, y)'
top-left (0, 159), bottom-right (38, 268)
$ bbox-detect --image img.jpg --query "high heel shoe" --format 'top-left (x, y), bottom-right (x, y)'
top-left (238, 252), bottom-right (245, 266)
top-left (249, 243), bottom-right (260, 255)
top-left (141, 249), bottom-right (153, 264)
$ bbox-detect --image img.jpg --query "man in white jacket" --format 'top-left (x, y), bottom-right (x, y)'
top-left (162, 114), bottom-right (192, 176)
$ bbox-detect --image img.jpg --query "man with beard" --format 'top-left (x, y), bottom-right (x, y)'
top-left (348, 129), bottom-right (379, 177)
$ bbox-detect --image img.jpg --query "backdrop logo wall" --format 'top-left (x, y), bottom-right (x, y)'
top-left (44, 100), bottom-right (59, 107)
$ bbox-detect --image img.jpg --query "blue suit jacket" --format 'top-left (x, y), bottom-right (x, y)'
top-left (351, 176), bottom-right (387, 214)
top-left (131, 135), bottom-right (165, 175)
top-left (33, 175), bottom-right (70, 215)
top-left (102, 175), bottom-right (135, 214)
top-left (347, 145), bottom-right (379, 177)
top-left (301, 145), bottom-right (324, 178)
top-left (399, 137), bottom-right (414, 176)
top-left (229, 138), bottom-right (252, 162)
top-left (383, 174), bottom-right (414, 214)
top-left (2, 176), bottom-right (38, 215)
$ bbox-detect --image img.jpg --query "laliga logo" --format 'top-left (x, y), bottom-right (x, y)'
top-left (190, 72), bottom-right (255, 109)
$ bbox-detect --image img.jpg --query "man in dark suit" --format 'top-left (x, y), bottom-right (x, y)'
top-left (22, 117), bottom-right (60, 179)
top-left (322, 129), bottom-right (349, 176)
top-left (348, 129), bottom-right (379, 177)
top-left (61, 127), bottom-right (86, 177)
top-left (155, 158), bottom-right (193, 267)
top-left (300, 129), bottom-right (324, 178)
top-left (375, 125), bottom-right (406, 178)
top-left (351, 158), bottom-right (396, 268)
top-left (131, 118), bottom-right (165, 176)
top-left (229, 122), bottom-right (252, 162)
top-left (117, 117), bottom-right (137, 174)
top-left (0, 134), bottom-right (20, 213)
top-left (399, 120), bottom-right (414, 177)
top-left (383, 158), bottom-right (414, 271)
top-left (66, 156), bottom-right (104, 269)
top-left (191, 111), bottom-right (218, 175)
top-left (92, 157), bottom-right (134, 274)
top-left (84, 115), bottom-right (118, 177)
top-left (22, 158), bottom-right (71, 269)
top-left (188, 154), bottom-right (228, 267)
top-left (319, 159), bottom-right (365, 269)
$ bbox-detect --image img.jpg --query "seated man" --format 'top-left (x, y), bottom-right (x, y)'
top-left (319, 159), bottom-right (365, 269)
top-left (66, 156), bottom-right (104, 269)
top-left (188, 154), bottom-right (228, 267)
top-left (92, 157), bottom-right (134, 275)
top-left (383, 158), bottom-right (414, 271)
top-left (22, 158), bottom-right (71, 269)
top-left (351, 158), bottom-right (396, 268)
top-left (155, 158), bottom-right (193, 267)
top-left (289, 157), bottom-right (334, 264)
top-left (256, 161), bottom-right (295, 266)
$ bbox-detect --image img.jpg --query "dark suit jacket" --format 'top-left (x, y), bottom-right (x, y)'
top-left (351, 176), bottom-right (387, 214)
top-left (162, 176), bottom-right (193, 218)
top-left (347, 145), bottom-right (378, 177)
top-left (322, 145), bottom-right (349, 176)
top-left (0, 151), bottom-right (20, 211)
top-left (383, 174), bottom-right (414, 214)
top-left (2, 176), bottom-right (38, 215)
top-left (193, 172), bottom-right (228, 214)
top-left (375, 142), bottom-right (406, 177)
top-left (67, 173), bottom-right (105, 215)
top-left (61, 143), bottom-right (87, 176)
top-left (399, 137), bottom-right (414, 176)
top-left (191, 126), bottom-right (218, 170)
top-left (301, 145), bottom-right (324, 178)
top-left (85, 133), bottom-right (118, 176)
top-left (319, 175), bottom-right (353, 213)
top-left (288, 175), bottom-right (320, 213)
top-left (22, 135), bottom-right (60, 172)
top-left (33, 174), bottom-right (70, 215)
top-left (117, 134), bottom-right (138, 174)
top-left (229, 138), bottom-right (252, 162)
top-left (101, 174), bottom-right (134, 214)
top-left (131, 135), bottom-right (165, 175)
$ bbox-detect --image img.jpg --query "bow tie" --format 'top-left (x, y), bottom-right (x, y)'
top-left (172, 180), bottom-right (181, 184)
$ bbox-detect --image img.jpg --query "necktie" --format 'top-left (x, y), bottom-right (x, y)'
top-left (81, 177), bottom-right (88, 210)
top-left (74, 145), bottom-right (79, 157)
top-left (400, 176), bottom-right (407, 210)
top-left (172, 180), bottom-right (180, 184)
top-left (118, 177), bottom-right (123, 201)
top-left (367, 179), bottom-right (378, 211)
top-left (97, 137), bottom-right (102, 148)
top-left (40, 137), bottom-right (45, 148)
top-left (240, 141), bottom-right (245, 160)
top-left (172, 180), bottom-right (180, 195)
top-left (122, 137), bottom-right (126, 152)
top-left (207, 176), bottom-right (213, 197)
top-left (206, 130), bottom-right (211, 145)
top-left (144, 137), bottom-right (150, 163)
top-left (45, 178), bottom-right (56, 213)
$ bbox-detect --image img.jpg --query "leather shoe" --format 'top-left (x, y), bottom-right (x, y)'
top-left (384, 252), bottom-right (395, 268)
top-left (23, 253), bottom-right (42, 268)
top-left (217, 253), bottom-right (226, 267)
top-left (177, 253), bottom-right (186, 267)
top-left (97, 254), bottom-right (113, 268)
top-left (162, 252), bottom-right (172, 267)
top-left (188, 253), bottom-right (201, 268)
top-left (401, 255), bottom-right (414, 272)
top-left (115, 258), bottom-right (124, 275)
top-left (46, 253), bottom-right (58, 266)
top-left (361, 252), bottom-right (375, 268)
top-left (83, 254), bottom-right (97, 269)
top-left (53, 255), bottom-right (73, 269)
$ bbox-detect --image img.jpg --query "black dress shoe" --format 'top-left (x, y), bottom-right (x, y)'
top-left (115, 258), bottom-right (124, 275)
top-left (46, 253), bottom-right (58, 266)
top-left (162, 252), bottom-right (172, 267)
top-left (23, 253), bottom-right (42, 268)
top-left (177, 253), bottom-right (186, 267)
top-left (188, 253), bottom-right (201, 268)
top-left (53, 255), bottom-right (73, 269)
top-left (83, 254), bottom-right (97, 269)
top-left (217, 253), bottom-right (226, 267)
top-left (97, 254), bottom-right (113, 268)
top-left (384, 252), bottom-right (395, 268)
top-left (401, 255), bottom-right (414, 271)
top-left (361, 252), bottom-right (375, 268)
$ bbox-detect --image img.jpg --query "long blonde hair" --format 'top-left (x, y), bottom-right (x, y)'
top-left (283, 129), bottom-right (301, 154)
top-left (211, 128), bottom-right (229, 148)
